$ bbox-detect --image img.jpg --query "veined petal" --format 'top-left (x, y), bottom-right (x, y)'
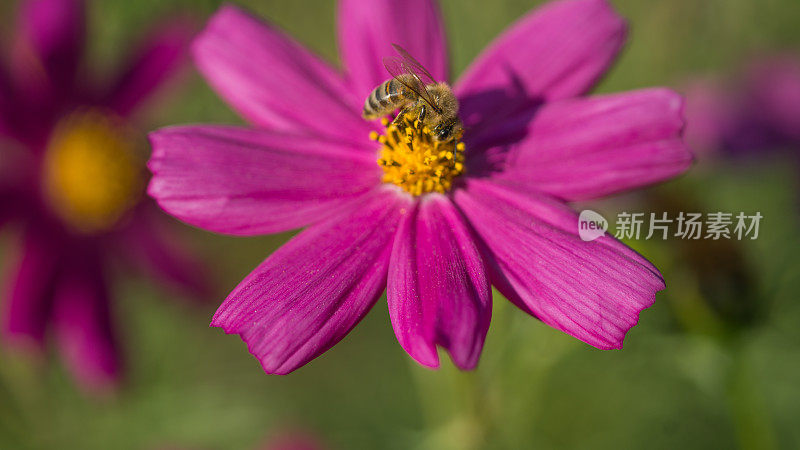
top-left (211, 187), bottom-right (411, 374)
top-left (455, 0), bottom-right (626, 132)
top-left (192, 5), bottom-right (368, 143)
top-left (148, 125), bottom-right (380, 236)
top-left (387, 202), bottom-right (437, 367)
top-left (14, 0), bottom-right (85, 90)
top-left (2, 226), bottom-right (60, 349)
top-left (486, 89), bottom-right (692, 201)
top-left (51, 246), bottom-right (120, 392)
top-left (454, 179), bottom-right (663, 350)
top-left (337, 0), bottom-right (449, 100)
top-left (103, 19), bottom-right (194, 117)
top-left (388, 195), bottom-right (491, 370)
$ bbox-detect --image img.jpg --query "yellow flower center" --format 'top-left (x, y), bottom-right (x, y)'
top-left (373, 117), bottom-right (465, 196)
top-left (43, 110), bottom-right (143, 233)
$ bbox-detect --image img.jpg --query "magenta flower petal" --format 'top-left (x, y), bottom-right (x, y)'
top-left (103, 20), bottom-right (194, 117)
top-left (0, 187), bottom-right (17, 228)
top-left (488, 88), bottom-right (692, 201)
top-left (148, 125), bottom-right (380, 235)
top-left (1, 0), bottom-right (211, 393)
top-left (143, 0), bottom-right (690, 374)
top-left (455, 0), bottom-right (626, 129)
top-left (52, 250), bottom-right (120, 392)
top-left (683, 79), bottom-right (736, 155)
top-left (15, 0), bottom-right (85, 88)
top-left (684, 57), bottom-right (800, 157)
top-left (0, 70), bottom-right (16, 137)
top-left (192, 5), bottom-right (368, 143)
top-left (2, 228), bottom-right (59, 349)
top-left (388, 195), bottom-right (491, 370)
top-left (454, 179), bottom-right (664, 350)
top-left (387, 202), bottom-right (438, 368)
top-left (337, 0), bottom-right (449, 99)
top-left (211, 188), bottom-right (410, 374)
top-left (746, 58), bottom-right (800, 144)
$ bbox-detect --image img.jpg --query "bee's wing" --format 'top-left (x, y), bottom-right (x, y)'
top-left (382, 56), bottom-right (438, 111)
top-left (383, 45), bottom-right (441, 113)
top-left (391, 44), bottom-right (437, 85)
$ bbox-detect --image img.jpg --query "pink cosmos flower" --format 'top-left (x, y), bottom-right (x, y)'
top-left (684, 56), bottom-right (800, 158)
top-left (148, 0), bottom-right (692, 374)
top-left (0, 0), bottom-right (206, 391)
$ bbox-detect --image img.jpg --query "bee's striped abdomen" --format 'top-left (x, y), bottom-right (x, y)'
top-left (363, 78), bottom-right (408, 119)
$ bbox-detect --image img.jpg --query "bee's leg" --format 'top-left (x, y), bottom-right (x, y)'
top-left (391, 109), bottom-right (407, 126)
top-left (417, 105), bottom-right (427, 125)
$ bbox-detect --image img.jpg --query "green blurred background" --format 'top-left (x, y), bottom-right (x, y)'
top-left (1, 0), bottom-right (800, 449)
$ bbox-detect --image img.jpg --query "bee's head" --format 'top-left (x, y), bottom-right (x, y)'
top-left (432, 119), bottom-right (463, 143)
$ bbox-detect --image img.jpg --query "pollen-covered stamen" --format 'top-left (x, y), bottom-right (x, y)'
top-left (43, 110), bottom-right (143, 233)
top-left (373, 117), bottom-right (465, 196)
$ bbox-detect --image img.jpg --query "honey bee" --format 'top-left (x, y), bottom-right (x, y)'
top-left (363, 44), bottom-right (463, 143)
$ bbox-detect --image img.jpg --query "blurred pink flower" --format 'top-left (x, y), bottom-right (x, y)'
top-left (148, 0), bottom-right (692, 374)
top-left (152, 429), bottom-right (327, 450)
top-left (258, 431), bottom-right (327, 450)
top-left (684, 56), bottom-right (800, 158)
top-left (0, 0), bottom-right (207, 392)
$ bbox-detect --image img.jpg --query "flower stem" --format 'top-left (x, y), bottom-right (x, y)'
top-left (408, 360), bottom-right (489, 450)
top-left (725, 340), bottom-right (776, 450)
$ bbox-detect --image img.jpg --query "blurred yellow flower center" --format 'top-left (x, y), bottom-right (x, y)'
top-left (43, 110), bottom-right (143, 233)
top-left (372, 117), bottom-right (465, 196)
